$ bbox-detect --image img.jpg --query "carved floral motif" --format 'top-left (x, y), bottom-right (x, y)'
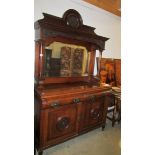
top-left (56, 117), bottom-right (70, 131)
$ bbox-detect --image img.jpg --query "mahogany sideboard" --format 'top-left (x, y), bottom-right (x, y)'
top-left (34, 9), bottom-right (111, 155)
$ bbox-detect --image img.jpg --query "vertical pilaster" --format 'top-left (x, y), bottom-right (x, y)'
top-left (39, 41), bottom-right (45, 79)
top-left (97, 50), bottom-right (103, 77)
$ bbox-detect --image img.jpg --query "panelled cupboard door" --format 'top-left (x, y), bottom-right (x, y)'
top-left (78, 97), bottom-right (104, 132)
top-left (40, 104), bottom-right (78, 147)
top-left (86, 97), bottom-right (104, 127)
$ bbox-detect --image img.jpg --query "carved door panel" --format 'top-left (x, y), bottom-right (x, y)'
top-left (86, 97), bottom-right (104, 127)
top-left (48, 105), bottom-right (77, 140)
top-left (78, 97), bottom-right (104, 132)
top-left (47, 104), bottom-right (77, 143)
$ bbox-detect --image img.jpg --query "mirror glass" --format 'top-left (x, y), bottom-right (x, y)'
top-left (44, 42), bottom-right (89, 77)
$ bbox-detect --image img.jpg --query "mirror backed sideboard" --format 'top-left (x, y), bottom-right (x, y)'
top-left (34, 9), bottom-right (112, 155)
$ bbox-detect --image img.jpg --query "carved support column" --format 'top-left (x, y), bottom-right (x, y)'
top-left (39, 41), bottom-right (44, 79)
top-left (36, 39), bottom-right (45, 89)
top-left (88, 45), bottom-right (96, 78)
top-left (35, 41), bottom-right (40, 80)
top-left (97, 50), bottom-right (103, 77)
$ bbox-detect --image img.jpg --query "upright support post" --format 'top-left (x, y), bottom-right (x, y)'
top-left (39, 42), bottom-right (44, 79)
top-left (97, 50), bottom-right (103, 77)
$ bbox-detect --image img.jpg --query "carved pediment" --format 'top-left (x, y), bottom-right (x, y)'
top-left (35, 9), bottom-right (109, 51)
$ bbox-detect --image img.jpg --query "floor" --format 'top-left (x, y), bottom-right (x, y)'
top-left (37, 120), bottom-right (121, 155)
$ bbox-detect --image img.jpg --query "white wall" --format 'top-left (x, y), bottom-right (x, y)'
top-left (34, 0), bottom-right (121, 74)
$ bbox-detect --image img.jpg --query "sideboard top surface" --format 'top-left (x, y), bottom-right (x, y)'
top-left (35, 82), bottom-right (111, 98)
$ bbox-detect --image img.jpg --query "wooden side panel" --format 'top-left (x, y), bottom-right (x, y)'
top-left (35, 42), bottom-right (40, 80)
top-left (34, 94), bottom-right (42, 149)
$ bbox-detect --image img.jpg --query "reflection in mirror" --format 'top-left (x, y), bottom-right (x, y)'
top-left (44, 42), bottom-right (89, 77)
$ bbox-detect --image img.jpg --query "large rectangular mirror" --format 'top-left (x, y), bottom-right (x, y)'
top-left (44, 42), bottom-right (89, 77)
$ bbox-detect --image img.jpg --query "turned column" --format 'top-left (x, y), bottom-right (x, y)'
top-left (97, 50), bottom-right (103, 77)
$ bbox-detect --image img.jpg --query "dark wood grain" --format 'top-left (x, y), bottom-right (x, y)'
top-left (35, 85), bottom-right (111, 151)
top-left (34, 9), bottom-right (110, 154)
top-left (34, 9), bottom-right (109, 84)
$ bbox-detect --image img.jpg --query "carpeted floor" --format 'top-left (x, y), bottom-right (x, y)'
top-left (38, 120), bottom-right (121, 155)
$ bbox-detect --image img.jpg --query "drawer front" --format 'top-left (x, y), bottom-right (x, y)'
top-left (41, 95), bottom-right (83, 109)
top-left (40, 90), bottom-right (108, 109)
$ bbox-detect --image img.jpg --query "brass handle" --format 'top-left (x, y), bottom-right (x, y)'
top-left (50, 101), bottom-right (60, 108)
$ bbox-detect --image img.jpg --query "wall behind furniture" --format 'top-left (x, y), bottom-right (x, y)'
top-left (34, 0), bottom-right (121, 75)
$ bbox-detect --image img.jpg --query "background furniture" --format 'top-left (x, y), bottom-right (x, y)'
top-left (106, 93), bottom-right (116, 126)
top-left (97, 58), bottom-right (121, 126)
top-left (114, 59), bottom-right (121, 87)
top-left (34, 9), bottom-right (111, 155)
top-left (97, 58), bottom-right (121, 87)
top-left (106, 87), bottom-right (121, 126)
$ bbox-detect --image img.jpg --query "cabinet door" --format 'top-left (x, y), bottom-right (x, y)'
top-left (78, 96), bottom-right (104, 132)
top-left (40, 104), bottom-right (77, 147)
top-left (86, 97), bottom-right (104, 127)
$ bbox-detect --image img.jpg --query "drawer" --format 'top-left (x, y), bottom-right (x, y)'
top-left (41, 95), bottom-right (84, 109)
top-left (40, 91), bottom-right (109, 109)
